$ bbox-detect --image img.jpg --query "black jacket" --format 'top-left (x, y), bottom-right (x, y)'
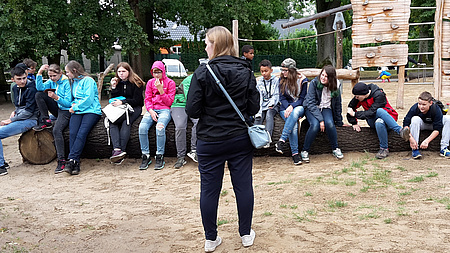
top-left (11, 80), bottom-right (38, 122)
top-left (110, 80), bottom-right (144, 108)
top-left (403, 103), bottom-right (443, 132)
top-left (186, 55), bottom-right (260, 141)
top-left (303, 77), bottom-right (343, 126)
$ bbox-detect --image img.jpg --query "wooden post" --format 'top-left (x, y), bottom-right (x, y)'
top-left (351, 44), bottom-right (361, 87)
top-left (336, 21), bottom-right (343, 69)
top-left (396, 40), bottom-right (407, 109)
top-left (96, 63), bottom-right (115, 100)
top-left (232, 20), bottom-right (239, 57)
top-left (434, 0), bottom-right (443, 100)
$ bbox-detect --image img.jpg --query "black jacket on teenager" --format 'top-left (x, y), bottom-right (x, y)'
top-left (11, 80), bottom-right (38, 122)
top-left (186, 55), bottom-right (260, 141)
top-left (110, 80), bottom-right (144, 108)
top-left (403, 103), bottom-right (443, 132)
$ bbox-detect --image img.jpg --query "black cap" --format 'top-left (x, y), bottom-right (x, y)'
top-left (15, 63), bottom-right (28, 71)
top-left (352, 82), bottom-right (369, 95)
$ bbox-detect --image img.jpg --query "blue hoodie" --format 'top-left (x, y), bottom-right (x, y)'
top-left (71, 76), bottom-right (102, 115)
top-left (11, 80), bottom-right (38, 122)
top-left (36, 74), bottom-right (73, 110)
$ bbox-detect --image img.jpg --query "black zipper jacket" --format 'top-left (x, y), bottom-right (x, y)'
top-left (186, 55), bottom-right (260, 141)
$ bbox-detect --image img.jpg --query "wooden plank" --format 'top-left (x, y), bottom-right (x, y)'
top-left (298, 68), bottom-right (359, 80)
top-left (442, 22), bottom-right (450, 58)
top-left (434, 0), bottom-right (443, 100)
top-left (352, 44), bottom-right (408, 67)
top-left (397, 42), bottom-right (406, 109)
top-left (352, 1), bottom-right (411, 17)
top-left (352, 22), bottom-right (409, 44)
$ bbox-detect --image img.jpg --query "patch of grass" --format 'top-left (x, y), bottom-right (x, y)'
top-left (220, 190), bottom-right (228, 197)
top-left (348, 192), bottom-right (356, 197)
top-left (360, 186), bottom-right (370, 192)
top-left (280, 204), bottom-right (287, 208)
top-left (345, 179), bottom-right (356, 186)
top-left (293, 209), bottom-right (317, 222)
top-left (2, 244), bottom-right (29, 253)
top-left (268, 180), bottom-right (292, 185)
top-left (304, 192), bottom-right (312, 197)
top-left (263, 211), bottom-right (272, 216)
top-left (397, 207), bottom-right (409, 216)
top-left (328, 200), bottom-right (348, 208)
top-left (359, 211), bottom-right (380, 220)
top-left (399, 191), bottom-right (412, 196)
top-left (397, 201), bottom-right (406, 205)
top-left (373, 169), bottom-right (392, 185)
top-left (396, 166), bottom-right (407, 172)
top-left (384, 218), bottom-right (392, 224)
top-left (326, 178), bottom-right (339, 185)
top-left (425, 172), bottom-right (438, 178)
top-left (446, 204), bottom-right (450, 210)
top-left (217, 219), bottom-right (229, 226)
top-left (7, 197), bottom-right (15, 201)
top-left (407, 176), bottom-right (424, 183)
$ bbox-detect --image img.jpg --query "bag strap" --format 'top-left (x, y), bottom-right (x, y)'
top-left (205, 63), bottom-right (249, 128)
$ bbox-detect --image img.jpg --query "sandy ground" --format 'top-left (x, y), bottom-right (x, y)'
top-left (1, 79), bottom-right (450, 253)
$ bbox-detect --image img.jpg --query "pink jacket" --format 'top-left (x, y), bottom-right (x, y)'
top-left (144, 61), bottom-right (176, 111)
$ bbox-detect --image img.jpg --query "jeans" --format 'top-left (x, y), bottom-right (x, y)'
top-left (0, 118), bottom-right (36, 166)
top-left (109, 106), bottom-right (142, 151)
top-left (303, 108), bottom-right (339, 152)
top-left (53, 109), bottom-right (71, 160)
top-left (254, 106), bottom-right (278, 137)
top-left (170, 107), bottom-right (198, 158)
top-left (139, 109), bottom-right (171, 155)
top-left (68, 113), bottom-right (101, 162)
top-left (409, 115), bottom-right (450, 150)
top-left (35, 91), bottom-right (59, 121)
top-left (279, 106), bottom-right (304, 155)
top-left (197, 133), bottom-right (254, 240)
top-left (366, 108), bottom-right (402, 149)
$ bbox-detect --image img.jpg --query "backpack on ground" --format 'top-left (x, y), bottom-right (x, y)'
top-left (432, 98), bottom-right (447, 115)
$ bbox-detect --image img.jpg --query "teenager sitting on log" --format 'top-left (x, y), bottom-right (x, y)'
top-left (302, 65), bottom-right (344, 162)
top-left (347, 82), bottom-right (410, 159)
top-left (138, 61), bottom-right (176, 170)
top-left (274, 58), bottom-right (308, 165)
top-left (33, 64), bottom-right (72, 173)
top-left (108, 62), bottom-right (145, 165)
top-left (63, 61), bottom-right (102, 175)
top-left (402, 91), bottom-right (450, 159)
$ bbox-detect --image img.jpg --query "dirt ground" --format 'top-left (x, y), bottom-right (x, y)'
top-left (1, 79), bottom-right (449, 253)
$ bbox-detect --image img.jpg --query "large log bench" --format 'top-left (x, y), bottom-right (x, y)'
top-left (19, 114), bottom-right (440, 164)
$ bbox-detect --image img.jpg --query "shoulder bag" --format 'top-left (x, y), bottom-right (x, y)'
top-left (205, 64), bottom-right (271, 149)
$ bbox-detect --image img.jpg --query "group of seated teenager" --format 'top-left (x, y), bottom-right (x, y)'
top-left (255, 58), bottom-right (450, 165)
top-left (1, 57), bottom-right (449, 176)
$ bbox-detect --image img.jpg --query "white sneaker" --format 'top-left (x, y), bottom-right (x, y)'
top-left (204, 236), bottom-right (222, 252)
top-left (300, 151), bottom-right (310, 163)
top-left (241, 229), bottom-right (256, 247)
top-left (263, 142), bottom-right (271, 148)
top-left (332, 148), bottom-right (344, 159)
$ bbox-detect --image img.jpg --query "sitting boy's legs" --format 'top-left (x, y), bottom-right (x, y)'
top-left (254, 110), bottom-right (266, 126)
top-left (440, 115), bottom-right (450, 157)
top-left (34, 91), bottom-right (58, 131)
top-left (265, 107), bottom-right (278, 137)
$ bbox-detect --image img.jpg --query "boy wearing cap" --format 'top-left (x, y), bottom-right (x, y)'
top-left (0, 66), bottom-right (38, 175)
top-left (347, 82), bottom-right (410, 159)
top-left (402, 91), bottom-right (450, 159)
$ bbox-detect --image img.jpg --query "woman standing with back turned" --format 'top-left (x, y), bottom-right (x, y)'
top-left (186, 26), bottom-right (260, 252)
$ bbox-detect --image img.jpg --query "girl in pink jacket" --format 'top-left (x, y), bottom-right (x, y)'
top-left (138, 61), bottom-right (176, 170)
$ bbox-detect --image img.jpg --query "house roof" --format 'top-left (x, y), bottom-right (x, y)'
top-left (156, 21), bottom-right (201, 41)
top-left (262, 19), bottom-right (316, 38)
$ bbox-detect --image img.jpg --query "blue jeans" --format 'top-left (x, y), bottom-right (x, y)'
top-left (303, 108), bottom-right (338, 151)
top-left (0, 119), bottom-right (36, 166)
top-left (197, 133), bottom-right (254, 240)
top-left (254, 106), bottom-right (279, 137)
top-left (139, 109), bottom-right (171, 155)
top-left (279, 106), bottom-right (305, 155)
top-left (366, 108), bottom-right (401, 149)
top-left (68, 113), bottom-right (101, 162)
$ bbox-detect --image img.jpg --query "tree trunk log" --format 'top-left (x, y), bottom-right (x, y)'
top-left (19, 114), bottom-right (441, 164)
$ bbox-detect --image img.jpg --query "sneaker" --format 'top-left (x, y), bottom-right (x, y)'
top-left (292, 154), bottom-right (302, 165)
top-left (275, 140), bottom-right (286, 154)
top-left (55, 159), bottom-right (66, 174)
top-left (440, 147), bottom-right (450, 158)
top-left (174, 157), bottom-right (187, 169)
top-left (110, 149), bottom-right (126, 163)
top-left (139, 154), bottom-right (152, 170)
top-left (63, 160), bottom-right (73, 174)
top-left (187, 150), bottom-right (198, 163)
top-left (3, 162), bottom-right (10, 170)
top-left (154, 154), bottom-right (165, 170)
top-left (412, 149), bottom-right (422, 159)
top-left (32, 119), bottom-right (53, 131)
top-left (375, 148), bottom-right (389, 159)
top-left (332, 148), bottom-right (344, 159)
top-left (0, 164), bottom-right (8, 176)
top-left (204, 236), bottom-right (222, 252)
top-left (399, 127), bottom-right (410, 142)
top-left (113, 158), bottom-right (124, 165)
top-left (71, 160), bottom-right (80, 175)
top-left (300, 151), bottom-right (310, 163)
top-left (241, 229), bottom-right (256, 247)
top-left (263, 142), bottom-right (271, 149)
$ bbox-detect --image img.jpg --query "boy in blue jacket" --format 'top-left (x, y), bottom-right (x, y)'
top-left (0, 67), bottom-right (38, 175)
